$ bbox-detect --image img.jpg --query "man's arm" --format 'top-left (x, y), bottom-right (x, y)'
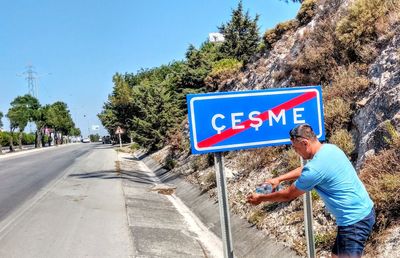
top-left (247, 184), bottom-right (305, 205)
top-left (266, 166), bottom-right (303, 188)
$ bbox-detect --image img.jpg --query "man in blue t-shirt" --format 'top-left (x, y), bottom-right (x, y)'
top-left (247, 124), bottom-right (375, 258)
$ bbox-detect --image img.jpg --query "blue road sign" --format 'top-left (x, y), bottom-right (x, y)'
top-left (186, 86), bottom-right (325, 154)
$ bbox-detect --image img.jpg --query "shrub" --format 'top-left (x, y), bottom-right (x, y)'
top-left (208, 58), bottom-right (242, 77)
top-left (315, 230), bottom-right (336, 250)
top-left (323, 98), bottom-right (353, 133)
top-left (360, 147), bottom-right (400, 232)
top-left (165, 154), bottom-right (177, 170)
top-left (263, 20), bottom-right (298, 50)
top-left (311, 189), bottom-right (320, 201)
top-left (167, 126), bottom-right (190, 153)
top-left (329, 129), bottom-right (355, 157)
top-left (235, 146), bottom-right (285, 174)
top-left (324, 64), bottom-right (370, 101)
top-left (130, 142), bottom-right (140, 151)
top-left (296, 0), bottom-right (317, 26)
top-left (281, 148), bottom-right (301, 172)
top-left (248, 209), bottom-right (265, 226)
top-left (283, 19), bottom-right (338, 85)
top-left (383, 120), bottom-right (400, 148)
top-left (203, 170), bottom-right (216, 188)
top-left (204, 58), bottom-right (242, 91)
top-left (335, 0), bottom-right (400, 62)
top-left (191, 154), bottom-right (214, 172)
top-left (360, 125), bottom-right (400, 232)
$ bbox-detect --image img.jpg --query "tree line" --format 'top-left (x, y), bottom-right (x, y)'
top-left (98, 1), bottom-right (260, 151)
top-left (0, 94), bottom-right (80, 154)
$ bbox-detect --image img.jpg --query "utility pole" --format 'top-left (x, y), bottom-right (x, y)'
top-left (18, 64), bottom-right (51, 100)
top-left (18, 64), bottom-right (38, 98)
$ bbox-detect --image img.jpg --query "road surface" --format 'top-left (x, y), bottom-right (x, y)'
top-left (0, 143), bottom-right (133, 257)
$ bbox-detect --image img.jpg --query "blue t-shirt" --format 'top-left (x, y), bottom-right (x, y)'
top-left (294, 144), bottom-right (373, 226)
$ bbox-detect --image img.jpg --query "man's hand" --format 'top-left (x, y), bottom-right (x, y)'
top-left (246, 193), bottom-right (262, 205)
top-left (264, 178), bottom-right (280, 190)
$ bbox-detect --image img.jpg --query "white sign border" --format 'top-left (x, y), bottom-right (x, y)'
top-left (189, 88), bottom-right (323, 152)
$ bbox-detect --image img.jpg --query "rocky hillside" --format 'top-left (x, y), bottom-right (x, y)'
top-left (153, 0), bottom-right (400, 257)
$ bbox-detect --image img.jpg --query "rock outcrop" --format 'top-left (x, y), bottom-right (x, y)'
top-left (354, 30), bottom-right (400, 167)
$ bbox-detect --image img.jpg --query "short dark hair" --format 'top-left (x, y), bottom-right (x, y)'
top-left (289, 124), bottom-right (317, 141)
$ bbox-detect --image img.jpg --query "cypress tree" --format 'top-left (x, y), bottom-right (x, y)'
top-left (218, 1), bottom-right (260, 64)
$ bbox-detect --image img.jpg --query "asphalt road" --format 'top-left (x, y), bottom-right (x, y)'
top-left (0, 143), bottom-right (92, 222)
top-left (0, 143), bottom-right (133, 257)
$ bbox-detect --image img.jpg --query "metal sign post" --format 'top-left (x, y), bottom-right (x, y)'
top-left (115, 126), bottom-right (125, 148)
top-left (214, 152), bottom-right (234, 258)
top-left (301, 158), bottom-right (316, 258)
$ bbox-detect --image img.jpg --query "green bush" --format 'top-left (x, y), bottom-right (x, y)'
top-left (282, 18), bottom-right (338, 85)
top-left (360, 143), bottom-right (400, 232)
top-left (324, 65), bottom-right (370, 101)
top-left (248, 209), bottom-right (265, 226)
top-left (208, 58), bottom-right (242, 77)
top-left (329, 129), bottom-right (355, 157)
top-left (335, 0), bottom-right (399, 62)
top-left (22, 133), bottom-right (35, 145)
top-left (296, 0), bottom-right (317, 25)
top-left (0, 131), bottom-right (19, 146)
top-left (282, 148), bottom-right (300, 172)
top-left (205, 58), bottom-right (242, 91)
top-left (315, 231), bottom-right (336, 249)
top-left (324, 98), bottom-right (353, 134)
top-left (263, 20), bottom-right (298, 50)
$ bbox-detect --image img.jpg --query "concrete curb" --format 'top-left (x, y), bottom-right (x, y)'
top-left (138, 153), bottom-right (300, 258)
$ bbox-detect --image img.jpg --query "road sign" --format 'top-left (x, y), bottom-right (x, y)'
top-left (186, 86), bottom-right (325, 154)
top-left (115, 126), bottom-right (125, 134)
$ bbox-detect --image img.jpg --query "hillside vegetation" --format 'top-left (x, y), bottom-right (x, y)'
top-left (99, 0), bottom-right (400, 256)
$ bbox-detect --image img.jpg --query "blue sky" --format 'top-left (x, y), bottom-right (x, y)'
top-left (0, 0), bottom-right (300, 137)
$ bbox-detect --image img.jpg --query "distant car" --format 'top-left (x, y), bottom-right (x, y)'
top-left (82, 138), bottom-right (90, 143)
top-left (102, 136), bottom-right (111, 144)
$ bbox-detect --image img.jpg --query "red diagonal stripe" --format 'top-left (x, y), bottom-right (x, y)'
top-left (197, 91), bottom-right (317, 148)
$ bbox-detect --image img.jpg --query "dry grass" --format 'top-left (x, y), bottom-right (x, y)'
top-left (248, 209), bottom-right (266, 227)
top-left (191, 154), bottom-right (214, 172)
top-left (324, 64), bottom-right (370, 101)
top-left (329, 129), bottom-right (355, 157)
top-left (281, 148), bottom-right (301, 172)
top-left (315, 230), bottom-right (337, 250)
top-left (283, 18), bottom-right (339, 85)
top-left (335, 0), bottom-right (400, 62)
top-left (323, 98), bottom-right (353, 134)
top-left (263, 20), bottom-right (298, 50)
top-left (234, 146), bottom-right (285, 174)
top-left (360, 124), bottom-right (400, 232)
top-left (203, 170), bottom-right (216, 189)
top-left (296, 0), bottom-right (317, 25)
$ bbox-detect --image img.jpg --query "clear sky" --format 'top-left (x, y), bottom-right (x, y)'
top-left (0, 0), bottom-right (300, 137)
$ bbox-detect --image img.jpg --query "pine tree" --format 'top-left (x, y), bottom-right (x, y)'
top-left (218, 1), bottom-right (260, 64)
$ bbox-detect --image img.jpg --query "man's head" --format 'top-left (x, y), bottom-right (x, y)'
top-left (289, 124), bottom-right (320, 159)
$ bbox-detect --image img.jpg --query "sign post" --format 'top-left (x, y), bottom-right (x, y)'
top-left (115, 126), bottom-right (125, 148)
top-left (302, 158), bottom-right (316, 258)
top-left (186, 86), bottom-right (325, 258)
top-left (214, 152), bottom-right (234, 258)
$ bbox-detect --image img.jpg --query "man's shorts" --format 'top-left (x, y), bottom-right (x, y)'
top-left (332, 208), bottom-right (375, 257)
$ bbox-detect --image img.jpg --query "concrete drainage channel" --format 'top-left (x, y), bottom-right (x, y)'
top-left (138, 153), bottom-right (300, 258)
